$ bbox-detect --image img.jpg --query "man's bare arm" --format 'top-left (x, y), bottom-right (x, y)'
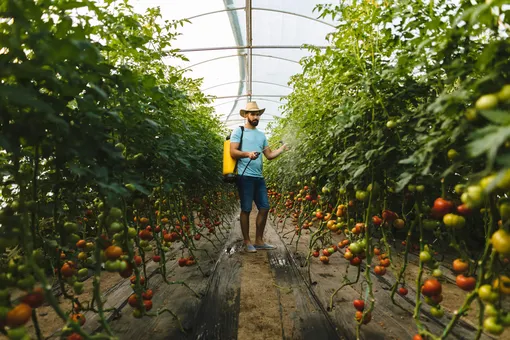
top-left (230, 142), bottom-right (259, 160)
top-left (263, 144), bottom-right (288, 160)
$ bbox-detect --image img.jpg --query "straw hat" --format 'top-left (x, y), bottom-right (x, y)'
top-left (240, 101), bottom-right (265, 118)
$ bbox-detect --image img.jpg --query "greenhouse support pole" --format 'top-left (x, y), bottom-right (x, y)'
top-left (246, 0), bottom-right (253, 102)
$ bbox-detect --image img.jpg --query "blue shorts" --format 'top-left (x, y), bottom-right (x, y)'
top-left (236, 176), bottom-right (270, 212)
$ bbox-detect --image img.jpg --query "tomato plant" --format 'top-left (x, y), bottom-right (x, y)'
top-left (265, 1), bottom-right (510, 338)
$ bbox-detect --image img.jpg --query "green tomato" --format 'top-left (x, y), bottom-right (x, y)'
top-left (485, 304), bottom-right (498, 317)
top-left (77, 268), bottom-right (88, 278)
top-left (109, 207), bottom-right (123, 219)
top-left (476, 94), bottom-right (498, 110)
top-left (432, 269), bottom-right (443, 278)
top-left (68, 233), bottom-right (80, 244)
top-left (497, 84), bottom-right (510, 102)
top-left (110, 222), bottom-right (123, 232)
top-left (416, 184), bottom-right (425, 192)
top-left (6, 327), bottom-right (28, 340)
top-left (491, 229), bottom-right (510, 256)
top-left (447, 149), bottom-right (459, 161)
top-left (499, 200), bottom-right (510, 221)
top-left (113, 232), bottom-right (124, 242)
top-left (419, 251), bottom-right (432, 263)
top-left (349, 243), bottom-right (363, 254)
top-left (407, 184), bottom-right (416, 192)
top-left (105, 260), bottom-right (120, 272)
top-left (497, 169), bottom-right (510, 191)
top-left (386, 120), bottom-right (397, 128)
top-left (483, 316), bottom-right (504, 335)
top-left (454, 184), bottom-right (465, 194)
top-left (430, 306), bottom-right (444, 318)
top-left (478, 284), bottom-right (498, 303)
top-left (73, 281), bottom-right (84, 295)
top-left (64, 222), bottom-right (78, 233)
top-left (461, 185), bottom-right (484, 208)
top-left (356, 190), bottom-right (368, 202)
top-left (500, 312), bottom-right (510, 327)
top-left (442, 214), bottom-right (466, 229)
top-left (128, 227), bottom-right (137, 238)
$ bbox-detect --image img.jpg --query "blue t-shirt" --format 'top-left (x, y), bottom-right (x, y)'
top-left (231, 126), bottom-right (268, 178)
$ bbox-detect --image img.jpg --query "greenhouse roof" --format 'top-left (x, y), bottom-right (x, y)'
top-left (132, 0), bottom-right (338, 132)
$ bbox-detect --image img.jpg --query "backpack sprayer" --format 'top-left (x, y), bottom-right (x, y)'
top-left (223, 127), bottom-right (283, 183)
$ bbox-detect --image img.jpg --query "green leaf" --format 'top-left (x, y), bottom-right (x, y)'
top-left (478, 110), bottom-right (510, 125)
top-left (467, 125), bottom-right (510, 169)
top-left (396, 172), bottom-right (413, 192)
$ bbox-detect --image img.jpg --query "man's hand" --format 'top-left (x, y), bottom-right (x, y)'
top-left (247, 151), bottom-right (260, 160)
top-left (282, 143), bottom-right (290, 151)
top-left (248, 151), bottom-right (260, 160)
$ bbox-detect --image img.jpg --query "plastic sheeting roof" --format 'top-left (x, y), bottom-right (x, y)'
top-left (132, 0), bottom-right (338, 133)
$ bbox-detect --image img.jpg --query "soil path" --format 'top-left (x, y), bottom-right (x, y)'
top-left (195, 206), bottom-right (340, 340)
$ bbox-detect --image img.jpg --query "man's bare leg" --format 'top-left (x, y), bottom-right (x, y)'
top-left (254, 208), bottom-right (269, 245)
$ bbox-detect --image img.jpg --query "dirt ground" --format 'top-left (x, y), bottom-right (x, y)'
top-left (237, 210), bottom-right (283, 340)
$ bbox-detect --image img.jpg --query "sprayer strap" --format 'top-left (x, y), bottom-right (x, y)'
top-left (233, 126), bottom-right (244, 175)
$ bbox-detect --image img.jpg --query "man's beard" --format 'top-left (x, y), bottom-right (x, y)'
top-left (248, 117), bottom-right (259, 126)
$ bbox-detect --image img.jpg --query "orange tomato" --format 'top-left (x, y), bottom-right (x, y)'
top-left (6, 303), bottom-right (32, 327)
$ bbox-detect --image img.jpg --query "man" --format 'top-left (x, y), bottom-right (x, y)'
top-left (230, 102), bottom-right (288, 253)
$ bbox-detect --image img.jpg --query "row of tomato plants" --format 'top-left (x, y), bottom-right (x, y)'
top-left (1, 1), bottom-right (236, 339)
top-left (266, 173), bottom-right (510, 339)
top-left (264, 2), bottom-right (509, 339)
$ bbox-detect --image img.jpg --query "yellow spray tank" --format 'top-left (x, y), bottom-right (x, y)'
top-left (223, 135), bottom-right (236, 176)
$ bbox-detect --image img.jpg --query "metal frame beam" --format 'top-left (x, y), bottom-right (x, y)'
top-left (213, 97), bottom-right (286, 108)
top-left (179, 45), bottom-right (328, 52)
top-left (207, 94), bottom-right (287, 99)
top-left (246, 0), bottom-right (253, 101)
top-left (180, 53), bottom-right (299, 71)
top-left (252, 7), bottom-right (336, 28)
top-left (203, 80), bottom-right (291, 91)
top-left (184, 7), bottom-right (335, 28)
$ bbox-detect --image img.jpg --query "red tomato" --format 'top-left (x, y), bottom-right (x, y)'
top-left (456, 275), bottom-right (476, 291)
top-left (452, 259), bottom-right (469, 273)
top-left (355, 310), bottom-right (372, 324)
top-left (372, 215), bottom-right (382, 226)
top-left (21, 287), bottom-right (45, 308)
top-left (374, 265), bottom-right (386, 276)
top-left (456, 204), bottom-right (472, 216)
top-left (421, 278), bottom-right (442, 297)
top-left (142, 289), bottom-right (153, 300)
top-left (398, 287), bottom-right (408, 296)
top-left (432, 198), bottom-right (453, 218)
top-left (382, 210), bottom-right (398, 222)
top-left (353, 299), bottom-right (365, 311)
top-left (350, 257), bottom-right (361, 266)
